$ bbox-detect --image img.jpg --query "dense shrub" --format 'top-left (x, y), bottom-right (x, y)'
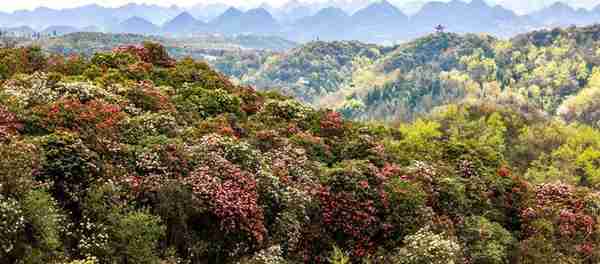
top-left (112, 211), bottom-right (165, 264)
top-left (0, 140), bottom-right (39, 196)
top-left (1, 190), bottom-right (64, 263)
top-left (20, 190), bottom-right (65, 262)
top-left (183, 152), bottom-right (265, 257)
top-left (0, 195), bottom-right (26, 261)
top-left (393, 227), bottom-right (462, 264)
top-left (37, 132), bottom-right (101, 217)
top-left (0, 106), bottom-right (23, 139)
top-left (174, 85), bottom-right (241, 119)
top-left (460, 216), bottom-right (515, 264)
top-left (519, 183), bottom-right (600, 263)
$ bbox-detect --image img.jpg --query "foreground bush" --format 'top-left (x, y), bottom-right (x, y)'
top-left (393, 227), bottom-right (462, 264)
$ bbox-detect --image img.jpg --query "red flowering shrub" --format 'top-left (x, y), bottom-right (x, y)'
top-left (266, 145), bottom-right (317, 184)
top-left (112, 45), bottom-right (146, 60)
top-left (253, 130), bottom-right (279, 151)
top-left (143, 42), bottom-right (176, 68)
top-left (40, 99), bottom-right (125, 136)
top-left (520, 183), bottom-right (600, 262)
top-left (47, 54), bottom-right (87, 76)
top-left (316, 160), bottom-right (428, 258)
top-left (126, 61), bottom-right (153, 80)
top-left (237, 86), bottom-right (264, 115)
top-left (0, 46), bottom-right (47, 76)
top-left (183, 153), bottom-right (265, 257)
top-left (0, 106), bottom-right (23, 139)
top-left (113, 42), bottom-right (175, 68)
top-left (319, 110), bottom-right (345, 137)
top-left (123, 81), bottom-right (174, 112)
top-left (318, 187), bottom-right (379, 256)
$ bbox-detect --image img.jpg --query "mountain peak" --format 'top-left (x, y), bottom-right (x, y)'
top-left (366, 0), bottom-right (401, 11)
top-left (223, 7), bottom-right (243, 16)
top-left (353, 0), bottom-right (405, 19)
top-left (469, 0), bottom-right (488, 7)
top-left (124, 16), bottom-right (148, 23)
top-left (175, 11), bottom-right (194, 19)
top-left (371, 0), bottom-right (396, 9)
top-left (118, 16), bottom-right (159, 34)
top-left (211, 6), bottom-right (244, 25)
top-left (33, 7), bottom-right (54, 12)
top-left (164, 12), bottom-right (198, 26)
top-left (548, 1), bottom-right (574, 11)
top-left (316, 7), bottom-right (349, 17)
top-left (244, 8), bottom-right (279, 24)
top-left (246, 7), bottom-right (272, 16)
top-left (163, 11), bottom-right (202, 35)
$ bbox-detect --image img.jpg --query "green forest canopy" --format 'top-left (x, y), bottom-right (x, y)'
top-left (219, 25), bottom-right (600, 126)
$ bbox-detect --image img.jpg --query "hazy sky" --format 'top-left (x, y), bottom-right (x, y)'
top-left (1, 0), bottom-right (270, 11)
top-left (3, 0), bottom-right (600, 13)
top-left (0, 0), bottom-right (221, 11)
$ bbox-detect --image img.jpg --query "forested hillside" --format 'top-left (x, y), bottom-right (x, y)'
top-left (228, 25), bottom-right (600, 125)
top-left (244, 41), bottom-right (386, 102)
top-left (6, 32), bottom-right (295, 59)
top-left (2, 41), bottom-right (600, 263)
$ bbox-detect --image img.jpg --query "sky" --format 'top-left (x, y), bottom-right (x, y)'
top-left (0, 0), bottom-right (271, 11)
top-left (2, 0), bottom-right (600, 14)
top-left (0, 0), bottom-right (224, 11)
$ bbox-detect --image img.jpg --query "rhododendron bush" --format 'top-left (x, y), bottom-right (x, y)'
top-left (1, 43), bottom-right (600, 263)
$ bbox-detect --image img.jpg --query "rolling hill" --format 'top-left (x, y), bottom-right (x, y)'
top-left (218, 24), bottom-right (600, 126)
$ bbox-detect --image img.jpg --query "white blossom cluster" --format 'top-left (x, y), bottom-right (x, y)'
top-left (76, 215), bottom-right (110, 256)
top-left (121, 112), bottom-right (178, 143)
top-left (0, 196), bottom-right (25, 254)
top-left (136, 150), bottom-right (169, 175)
top-left (263, 144), bottom-right (317, 185)
top-left (239, 245), bottom-right (287, 264)
top-left (191, 134), bottom-right (261, 173)
top-left (584, 192), bottom-right (600, 216)
top-left (410, 161), bottom-right (438, 181)
top-left (260, 145), bottom-right (318, 252)
top-left (262, 99), bottom-right (313, 121)
top-left (65, 256), bottom-right (99, 264)
top-left (3, 73), bottom-right (117, 108)
top-left (395, 227), bottom-right (462, 264)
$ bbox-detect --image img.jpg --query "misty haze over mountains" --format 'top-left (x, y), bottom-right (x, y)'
top-left (4, 0), bottom-right (600, 44)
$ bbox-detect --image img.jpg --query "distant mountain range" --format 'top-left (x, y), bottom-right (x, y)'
top-left (4, 0), bottom-right (600, 44)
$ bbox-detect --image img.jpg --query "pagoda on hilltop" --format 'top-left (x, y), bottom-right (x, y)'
top-left (435, 24), bottom-right (446, 33)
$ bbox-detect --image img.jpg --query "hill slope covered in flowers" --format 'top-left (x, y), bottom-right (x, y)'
top-left (1, 42), bottom-right (600, 263)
